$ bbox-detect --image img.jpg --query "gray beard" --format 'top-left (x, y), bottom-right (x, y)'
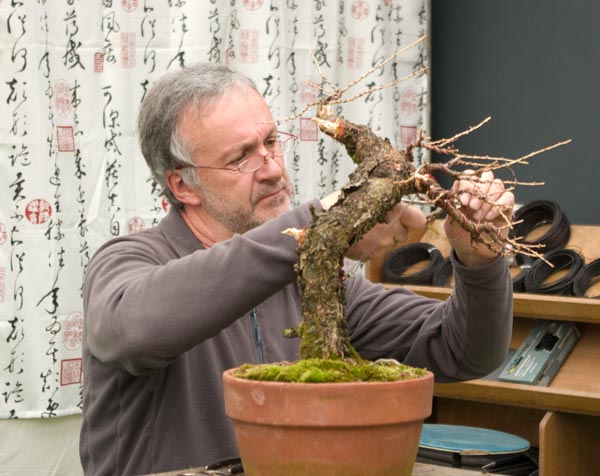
top-left (200, 185), bottom-right (294, 234)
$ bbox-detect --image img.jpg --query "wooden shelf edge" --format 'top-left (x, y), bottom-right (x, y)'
top-left (511, 292), bottom-right (600, 321)
top-left (434, 379), bottom-right (600, 417)
top-left (383, 284), bottom-right (600, 323)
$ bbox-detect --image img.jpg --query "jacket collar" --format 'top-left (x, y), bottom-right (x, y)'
top-left (157, 206), bottom-right (206, 256)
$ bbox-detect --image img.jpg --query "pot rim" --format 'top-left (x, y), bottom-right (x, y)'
top-left (222, 366), bottom-right (434, 388)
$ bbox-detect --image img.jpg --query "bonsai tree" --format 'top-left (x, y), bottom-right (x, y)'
top-left (236, 39), bottom-right (568, 381)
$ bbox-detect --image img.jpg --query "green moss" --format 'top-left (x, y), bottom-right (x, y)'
top-left (234, 358), bottom-right (427, 383)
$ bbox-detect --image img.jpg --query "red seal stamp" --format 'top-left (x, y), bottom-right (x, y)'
top-left (300, 117), bottom-right (318, 141)
top-left (60, 358), bottom-right (83, 386)
top-left (0, 222), bottom-right (6, 245)
top-left (25, 199), bottom-right (52, 225)
top-left (400, 125), bottom-right (417, 147)
top-left (54, 79), bottom-right (71, 118)
top-left (240, 30), bottom-right (259, 64)
top-left (57, 126), bottom-right (75, 152)
top-left (94, 52), bottom-right (104, 73)
top-left (242, 0), bottom-right (264, 10)
top-left (121, 32), bottom-right (136, 68)
top-left (62, 312), bottom-right (83, 351)
top-left (351, 0), bottom-right (370, 20)
top-left (299, 76), bottom-right (319, 106)
top-left (122, 0), bottom-right (138, 12)
top-left (400, 86), bottom-right (419, 118)
top-left (347, 37), bottom-right (364, 70)
top-left (127, 217), bottom-right (145, 234)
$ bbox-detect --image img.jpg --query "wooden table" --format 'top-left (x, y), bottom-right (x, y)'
top-left (147, 462), bottom-right (482, 475)
top-left (413, 462), bottom-right (482, 475)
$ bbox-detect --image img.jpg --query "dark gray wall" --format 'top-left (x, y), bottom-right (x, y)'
top-left (431, 1), bottom-right (599, 224)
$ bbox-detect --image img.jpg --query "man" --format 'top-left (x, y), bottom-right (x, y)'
top-left (80, 63), bottom-right (514, 475)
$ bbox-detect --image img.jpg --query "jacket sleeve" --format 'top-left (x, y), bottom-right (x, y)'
top-left (345, 252), bottom-right (513, 382)
top-left (83, 201), bottom-right (319, 375)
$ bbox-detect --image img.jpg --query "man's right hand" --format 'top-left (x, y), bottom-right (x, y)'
top-left (320, 191), bottom-right (427, 261)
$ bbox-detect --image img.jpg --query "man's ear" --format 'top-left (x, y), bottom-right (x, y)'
top-left (165, 169), bottom-right (202, 206)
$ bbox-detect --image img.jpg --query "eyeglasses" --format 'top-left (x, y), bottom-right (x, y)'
top-left (177, 131), bottom-right (298, 174)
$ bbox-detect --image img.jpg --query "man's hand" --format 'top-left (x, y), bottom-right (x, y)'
top-left (345, 201), bottom-right (427, 261)
top-left (444, 170), bottom-right (514, 267)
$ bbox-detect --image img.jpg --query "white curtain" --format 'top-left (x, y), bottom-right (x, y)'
top-left (0, 0), bottom-right (429, 419)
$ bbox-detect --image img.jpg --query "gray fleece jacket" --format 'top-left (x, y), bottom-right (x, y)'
top-left (80, 200), bottom-right (512, 476)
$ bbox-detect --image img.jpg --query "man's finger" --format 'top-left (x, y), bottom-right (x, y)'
top-left (386, 202), bottom-right (426, 231)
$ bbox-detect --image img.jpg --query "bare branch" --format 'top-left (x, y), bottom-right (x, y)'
top-left (339, 36), bottom-right (428, 97)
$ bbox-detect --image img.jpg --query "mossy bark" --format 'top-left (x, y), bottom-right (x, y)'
top-left (294, 113), bottom-right (425, 360)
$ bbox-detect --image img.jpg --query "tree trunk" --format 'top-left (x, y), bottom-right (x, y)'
top-left (295, 114), bottom-right (421, 360)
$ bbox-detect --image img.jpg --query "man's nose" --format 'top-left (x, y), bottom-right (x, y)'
top-left (255, 151), bottom-right (284, 178)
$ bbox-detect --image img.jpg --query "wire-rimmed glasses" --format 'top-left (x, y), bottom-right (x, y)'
top-left (177, 131), bottom-right (298, 174)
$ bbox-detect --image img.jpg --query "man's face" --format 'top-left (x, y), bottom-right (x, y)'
top-left (178, 86), bottom-right (294, 235)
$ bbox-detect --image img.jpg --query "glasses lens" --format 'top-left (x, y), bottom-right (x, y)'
top-left (237, 133), bottom-right (297, 173)
top-left (238, 155), bottom-right (266, 174)
top-left (277, 133), bottom-right (296, 156)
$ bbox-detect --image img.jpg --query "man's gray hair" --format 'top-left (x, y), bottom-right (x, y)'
top-left (138, 63), bottom-right (258, 208)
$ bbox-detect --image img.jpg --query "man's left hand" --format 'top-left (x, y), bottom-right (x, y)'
top-left (345, 201), bottom-right (427, 261)
top-left (444, 170), bottom-right (514, 267)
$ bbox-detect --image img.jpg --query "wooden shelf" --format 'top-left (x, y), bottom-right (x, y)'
top-left (435, 379), bottom-right (600, 417)
top-left (384, 284), bottom-right (600, 323)
top-left (434, 318), bottom-right (600, 414)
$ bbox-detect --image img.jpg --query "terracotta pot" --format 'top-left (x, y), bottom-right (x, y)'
top-left (223, 368), bottom-right (434, 476)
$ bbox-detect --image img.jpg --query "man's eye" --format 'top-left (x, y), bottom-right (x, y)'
top-left (228, 155), bottom-right (247, 167)
top-left (265, 137), bottom-right (278, 148)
